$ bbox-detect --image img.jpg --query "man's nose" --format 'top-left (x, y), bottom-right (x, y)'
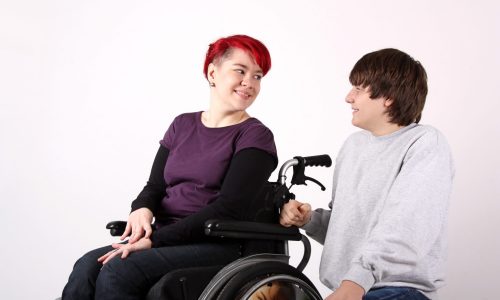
top-left (345, 90), bottom-right (355, 103)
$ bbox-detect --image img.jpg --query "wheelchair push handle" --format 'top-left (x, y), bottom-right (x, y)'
top-left (299, 154), bottom-right (332, 168)
top-left (278, 154), bottom-right (332, 183)
top-left (277, 154), bottom-right (332, 195)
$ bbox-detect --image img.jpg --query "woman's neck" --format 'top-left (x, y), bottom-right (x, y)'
top-left (201, 110), bottom-right (250, 128)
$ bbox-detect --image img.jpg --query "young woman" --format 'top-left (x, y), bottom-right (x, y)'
top-left (62, 34), bottom-right (278, 300)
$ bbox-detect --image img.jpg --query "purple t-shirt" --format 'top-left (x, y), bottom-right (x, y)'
top-left (158, 111), bottom-right (277, 223)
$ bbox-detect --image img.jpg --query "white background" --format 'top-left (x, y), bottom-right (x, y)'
top-left (1, 0), bottom-right (499, 299)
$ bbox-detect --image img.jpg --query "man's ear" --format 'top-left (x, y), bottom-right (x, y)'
top-left (384, 98), bottom-right (394, 107)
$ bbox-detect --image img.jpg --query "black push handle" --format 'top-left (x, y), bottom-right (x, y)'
top-left (301, 154), bottom-right (332, 167)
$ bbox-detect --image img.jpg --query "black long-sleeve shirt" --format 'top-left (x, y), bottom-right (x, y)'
top-left (131, 146), bottom-right (276, 247)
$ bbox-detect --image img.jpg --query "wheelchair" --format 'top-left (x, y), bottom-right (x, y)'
top-left (105, 154), bottom-right (332, 300)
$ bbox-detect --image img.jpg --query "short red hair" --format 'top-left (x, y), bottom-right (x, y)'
top-left (203, 34), bottom-right (271, 79)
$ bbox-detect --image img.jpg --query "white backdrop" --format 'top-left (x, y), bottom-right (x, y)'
top-left (1, 0), bottom-right (499, 299)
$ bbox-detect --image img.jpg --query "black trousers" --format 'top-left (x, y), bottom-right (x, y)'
top-left (62, 242), bottom-right (242, 300)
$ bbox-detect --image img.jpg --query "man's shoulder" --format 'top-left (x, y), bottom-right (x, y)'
top-left (342, 124), bottom-right (450, 152)
top-left (407, 123), bottom-right (441, 136)
top-left (408, 125), bottom-right (453, 160)
top-left (404, 124), bottom-right (450, 148)
top-left (345, 129), bottom-right (370, 143)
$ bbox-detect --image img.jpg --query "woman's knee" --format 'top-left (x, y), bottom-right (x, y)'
top-left (95, 256), bottom-right (146, 296)
top-left (69, 249), bottom-right (104, 280)
top-left (62, 248), bottom-right (109, 300)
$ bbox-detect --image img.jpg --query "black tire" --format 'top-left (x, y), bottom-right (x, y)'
top-left (216, 261), bottom-right (321, 300)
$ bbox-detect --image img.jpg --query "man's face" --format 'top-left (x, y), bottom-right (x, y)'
top-left (345, 85), bottom-right (393, 134)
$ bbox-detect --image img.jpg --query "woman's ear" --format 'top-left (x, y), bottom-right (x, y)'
top-left (384, 98), bottom-right (394, 107)
top-left (207, 63), bottom-right (216, 82)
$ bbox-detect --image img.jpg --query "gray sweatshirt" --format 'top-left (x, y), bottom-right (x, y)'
top-left (302, 124), bottom-right (454, 299)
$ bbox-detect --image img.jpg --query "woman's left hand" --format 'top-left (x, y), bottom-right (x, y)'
top-left (97, 237), bottom-right (153, 265)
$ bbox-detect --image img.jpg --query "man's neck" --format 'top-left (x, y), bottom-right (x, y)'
top-left (369, 122), bottom-right (404, 137)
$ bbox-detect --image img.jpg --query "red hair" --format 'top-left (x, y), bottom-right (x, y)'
top-left (203, 35), bottom-right (271, 79)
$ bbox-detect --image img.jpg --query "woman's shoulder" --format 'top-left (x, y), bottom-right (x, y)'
top-left (172, 111), bottom-right (201, 123)
top-left (235, 118), bottom-right (276, 147)
top-left (160, 112), bottom-right (200, 145)
top-left (239, 117), bottom-right (274, 134)
top-left (165, 111), bottom-right (202, 131)
top-left (234, 117), bottom-right (277, 156)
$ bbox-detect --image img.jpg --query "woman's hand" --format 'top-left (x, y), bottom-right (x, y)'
top-left (279, 199), bottom-right (312, 227)
top-left (324, 281), bottom-right (364, 300)
top-left (97, 238), bottom-right (153, 265)
top-left (121, 207), bottom-right (154, 244)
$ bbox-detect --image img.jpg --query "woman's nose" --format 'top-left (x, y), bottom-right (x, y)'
top-left (241, 77), bottom-right (254, 88)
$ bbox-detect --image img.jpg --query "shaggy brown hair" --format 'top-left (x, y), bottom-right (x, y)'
top-left (349, 48), bottom-right (428, 126)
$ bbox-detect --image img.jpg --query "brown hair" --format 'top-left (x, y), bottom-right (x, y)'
top-left (349, 48), bottom-right (428, 125)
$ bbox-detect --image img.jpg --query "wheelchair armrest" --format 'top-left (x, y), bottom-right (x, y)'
top-left (204, 219), bottom-right (303, 241)
top-left (106, 221), bottom-right (127, 237)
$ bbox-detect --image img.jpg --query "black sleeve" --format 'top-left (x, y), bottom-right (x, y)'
top-left (150, 148), bottom-right (276, 247)
top-left (130, 145), bottom-right (169, 214)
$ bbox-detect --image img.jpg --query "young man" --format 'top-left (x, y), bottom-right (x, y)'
top-left (280, 48), bottom-right (454, 300)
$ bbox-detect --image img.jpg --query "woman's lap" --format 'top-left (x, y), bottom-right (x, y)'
top-left (98, 241), bottom-right (242, 288)
top-left (63, 242), bottom-right (242, 300)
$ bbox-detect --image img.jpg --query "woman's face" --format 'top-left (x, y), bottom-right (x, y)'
top-left (208, 48), bottom-right (264, 113)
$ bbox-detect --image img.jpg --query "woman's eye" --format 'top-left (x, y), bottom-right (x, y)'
top-left (235, 69), bottom-right (244, 74)
top-left (254, 75), bottom-right (262, 80)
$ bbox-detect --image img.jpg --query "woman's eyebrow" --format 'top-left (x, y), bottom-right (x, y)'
top-left (233, 63), bottom-right (263, 74)
top-left (233, 63), bottom-right (248, 69)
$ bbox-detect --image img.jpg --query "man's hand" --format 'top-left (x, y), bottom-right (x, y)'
top-left (97, 237), bottom-right (153, 265)
top-left (279, 199), bottom-right (312, 227)
top-left (325, 281), bottom-right (365, 300)
top-left (121, 207), bottom-right (154, 244)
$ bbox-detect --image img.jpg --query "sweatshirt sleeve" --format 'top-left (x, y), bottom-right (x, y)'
top-left (150, 148), bottom-right (276, 247)
top-left (344, 130), bottom-right (455, 292)
top-left (302, 151), bottom-right (343, 245)
top-left (302, 207), bottom-right (331, 245)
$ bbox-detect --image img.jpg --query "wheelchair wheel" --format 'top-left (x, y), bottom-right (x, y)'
top-left (216, 261), bottom-right (322, 300)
